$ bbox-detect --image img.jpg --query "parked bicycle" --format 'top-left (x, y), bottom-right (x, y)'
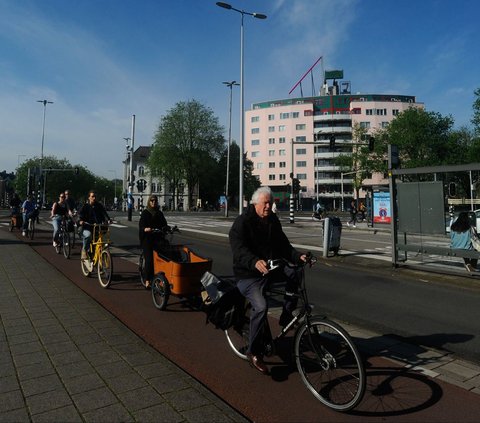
top-left (224, 254), bottom-right (365, 411)
top-left (80, 223), bottom-right (113, 288)
top-left (54, 216), bottom-right (71, 259)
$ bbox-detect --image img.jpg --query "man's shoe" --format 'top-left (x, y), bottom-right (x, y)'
top-left (247, 353), bottom-right (268, 374)
top-left (81, 250), bottom-right (88, 260)
top-left (279, 310), bottom-right (294, 328)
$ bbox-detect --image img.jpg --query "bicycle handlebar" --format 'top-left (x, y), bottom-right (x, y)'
top-left (267, 253), bottom-right (317, 271)
top-left (150, 225), bottom-right (180, 235)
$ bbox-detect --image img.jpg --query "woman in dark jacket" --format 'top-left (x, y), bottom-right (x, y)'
top-left (139, 195), bottom-right (168, 288)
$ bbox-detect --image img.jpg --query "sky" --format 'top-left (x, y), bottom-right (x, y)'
top-left (1, 0), bottom-right (479, 179)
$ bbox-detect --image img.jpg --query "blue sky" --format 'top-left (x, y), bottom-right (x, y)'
top-left (1, 0), bottom-right (479, 178)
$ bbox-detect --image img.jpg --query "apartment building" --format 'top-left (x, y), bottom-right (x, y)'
top-left (245, 79), bottom-right (423, 210)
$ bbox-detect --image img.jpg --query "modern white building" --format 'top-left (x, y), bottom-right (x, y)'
top-left (245, 75), bottom-right (423, 210)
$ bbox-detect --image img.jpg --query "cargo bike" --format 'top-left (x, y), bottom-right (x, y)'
top-left (139, 226), bottom-right (212, 310)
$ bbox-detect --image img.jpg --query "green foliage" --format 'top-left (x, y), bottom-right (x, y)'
top-left (14, 156), bottom-right (116, 206)
top-left (149, 99), bottom-right (225, 208)
top-left (472, 87), bottom-right (480, 135)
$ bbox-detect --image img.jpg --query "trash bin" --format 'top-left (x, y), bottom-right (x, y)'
top-left (323, 217), bottom-right (342, 257)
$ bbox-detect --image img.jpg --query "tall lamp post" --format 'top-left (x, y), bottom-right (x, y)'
top-left (216, 2), bottom-right (267, 214)
top-left (222, 80), bottom-right (239, 217)
top-left (37, 99), bottom-right (53, 207)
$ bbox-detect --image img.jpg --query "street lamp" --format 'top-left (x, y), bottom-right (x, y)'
top-left (37, 99), bottom-right (53, 206)
top-left (222, 80), bottom-right (239, 217)
top-left (216, 2), bottom-right (267, 214)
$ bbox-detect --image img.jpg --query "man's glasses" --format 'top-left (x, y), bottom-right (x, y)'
top-left (150, 199), bottom-right (157, 203)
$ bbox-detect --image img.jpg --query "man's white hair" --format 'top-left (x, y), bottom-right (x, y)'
top-left (251, 186), bottom-right (272, 204)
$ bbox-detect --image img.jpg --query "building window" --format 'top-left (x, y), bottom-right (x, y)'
top-left (296, 124), bottom-right (306, 130)
top-left (268, 138), bottom-right (275, 144)
top-left (366, 109), bottom-right (373, 116)
top-left (251, 139), bottom-right (260, 146)
top-left (392, 109), bottom-right (400, 116)
top-left (376, 109), bottom-right (387, 116)
top-left (279, 137), bottom-right (286, 143)
top-left (295, 136), bottom-right (306, 142)
top-left (280, 112), bottom-right (290, 119)
top-left (251, 128), bottom-right (259, 134)
top-left (251, 151), bottom-right (259, 157)
top-left (279, 161), bottom-right (286, 168)
top-left (138, 166), bottom-right (145, 177)
top-left (292, 112), bottom-right (299, 118)
top-left (279, 125), bottom-right (286, 132)
top-left (268, 126), bottom-right (275, 132)
top-left (268, 175), bottom-right (276, 181)
top-left (360, 122), bottom-right (371, 129)
top-left (297, 173), bottom-right (307, 180)
top-left (296, 161), bottom-right (307, 167)
top-left (268, 150), bottom-right (275, 157)
top-left (268, 114), bottom-right (275, 120)
top-left (279, 149), bottom-right (286, 156)
top-left (268, 162), bottom-right (275, 168)
top-left (296, 148), bottom-right (306, 155)
top-left (381, 121), bottom-right (389, 128)
top-left (256, 162), bottom-right (263, 169)
top-left (251, 116), bottom-right (259, 122)
top-left (151, 182), bottom-right (156, 192)
top-left (279, 174), bottom-right (286, 180)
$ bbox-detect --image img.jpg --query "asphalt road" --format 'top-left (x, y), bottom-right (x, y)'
top-left (108, 213), bottom-right (480, 365)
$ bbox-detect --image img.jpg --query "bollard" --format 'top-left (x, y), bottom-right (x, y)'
top-left (289, 198), bottom-right (294, 224)
top-left (323, 217), bottom-right (330, 257)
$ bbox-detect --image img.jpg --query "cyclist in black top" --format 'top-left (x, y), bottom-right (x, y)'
top-left (139, 194), bottom-right (168, 288)
top-left (51, 192), bottom-right (69, 247)
top-left (78, 190), bottom-right (111, 259)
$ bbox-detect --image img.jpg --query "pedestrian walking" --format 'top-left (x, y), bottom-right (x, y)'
top-left (347, 200), bottom-right (357, 228)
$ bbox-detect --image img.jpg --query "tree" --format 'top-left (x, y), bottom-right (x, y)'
top-left (149, 100), bottom-right (225, 209)
top-left (383, 108), bottom-right (455, 169)
top-left (472, 87), bottom-right (480, 136)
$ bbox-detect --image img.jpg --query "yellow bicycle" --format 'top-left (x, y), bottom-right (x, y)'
top-left (80, 223), bottom-right (113, 288)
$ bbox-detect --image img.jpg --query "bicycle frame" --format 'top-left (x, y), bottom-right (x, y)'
top-left (88, 224), bottom-right (110, 264)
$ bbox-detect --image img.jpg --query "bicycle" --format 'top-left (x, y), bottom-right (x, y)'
top-left (53, 216), bottom-right (71, 259)
top-left (224, 254), bottom-right (365, 411)
top-left (80, 223), bottom-right (113, 288)
top-left (139, 226), bottom-right (179, 289)
top-left (25, 209), bottom-right (38, 240)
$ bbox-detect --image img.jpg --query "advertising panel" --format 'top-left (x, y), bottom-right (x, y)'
top-left (373, 191), bottom-right (391, 224)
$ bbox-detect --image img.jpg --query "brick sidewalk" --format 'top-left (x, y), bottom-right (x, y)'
top-left (0, 228), bottom-right (247, 422)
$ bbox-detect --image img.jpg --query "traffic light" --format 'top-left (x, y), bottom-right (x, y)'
top-left (448, 182), bottom-right (456, 197)
top-left (74, 167), bottom-right (79, 175)
top-left (329, 135), bottom-right (335, 151)
top-left (293, 178), bottom-right (301, 194)
top-left (368, 136), bottom-right (375, 152)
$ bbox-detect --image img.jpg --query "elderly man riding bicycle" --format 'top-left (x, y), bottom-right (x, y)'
top-left (229, 186), bottom-right (307, 374)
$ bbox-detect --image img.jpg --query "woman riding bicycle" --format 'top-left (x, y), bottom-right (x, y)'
top-left (50, 192), bottom-right (69, 247)
top-left (229, 186), bottom-right (307, 374)
top-left (139, 194), bottom-right (168, 288)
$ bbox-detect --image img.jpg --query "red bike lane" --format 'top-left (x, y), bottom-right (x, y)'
top-left (28, 228), bottom-right (480, 422)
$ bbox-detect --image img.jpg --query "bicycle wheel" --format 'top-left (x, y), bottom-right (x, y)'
top-left (225, 303), bottom-right (251, 360)
top-left (62, 231), bottom-right (71, 259)
top-left (29, 219), bottom-right (35, 240)
top-left (138, 252), bottom-right (148, 288)
top-left (98, 249), bottom-right (113, 288)
top-left (294, 317), bottom-right (365, 412)
top-left (151, 273), bottom-right (170, 310)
